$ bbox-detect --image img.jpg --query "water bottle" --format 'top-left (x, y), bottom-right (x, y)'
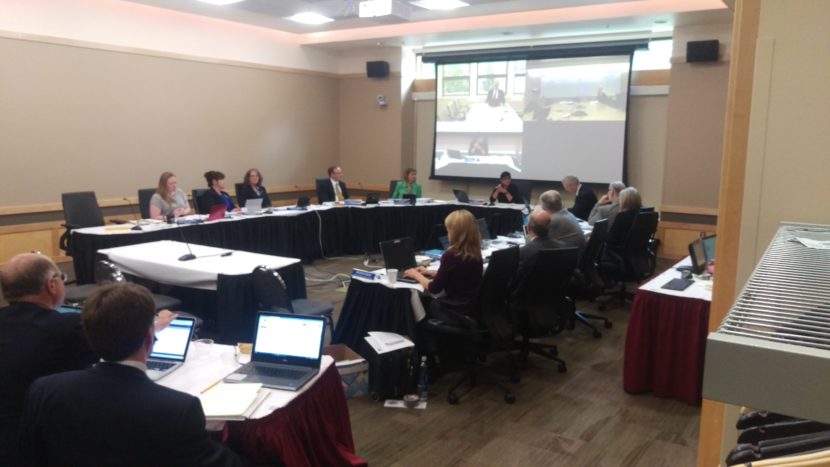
top-left (418, 356), bottom-right (429, 402)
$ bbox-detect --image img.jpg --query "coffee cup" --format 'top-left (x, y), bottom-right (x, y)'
top-left (386, 269), bottom-right (398, 283)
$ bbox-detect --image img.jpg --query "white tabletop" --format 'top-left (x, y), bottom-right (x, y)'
top-left (99, 240), bottom-right (301, 290)
top-left (159, 342), bottom-right (334, 420)
top-left (638, 257), bottom-right (713, 302)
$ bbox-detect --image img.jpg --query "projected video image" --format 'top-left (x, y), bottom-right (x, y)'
top-left (433, 55), bottom-right (631, 183)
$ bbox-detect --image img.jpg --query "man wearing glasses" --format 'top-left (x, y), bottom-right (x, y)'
top-left (0, 253), bottom-right (99, 465)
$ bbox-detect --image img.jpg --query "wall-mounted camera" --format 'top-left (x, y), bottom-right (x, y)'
top-left (376, 94), bottom-right (388, 107)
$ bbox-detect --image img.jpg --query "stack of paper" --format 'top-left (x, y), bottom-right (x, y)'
top-left (199, 382), bottom-right (267, 421)
top-left (364, 331), bottom-right (414, 355)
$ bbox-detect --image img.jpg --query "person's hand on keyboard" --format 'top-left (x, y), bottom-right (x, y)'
top-left (154, 310), bottom-right (178, 331)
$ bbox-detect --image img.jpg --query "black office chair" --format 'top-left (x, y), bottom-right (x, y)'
top-left (315, 178), bottom-right (332, 203)
top-left (137, 188), bottom-right (155, 220)
top-left (192, 188), bottom-right (210, 214)
top-left (569, 219), bottom-right (612, 337)
top-left (59, 191), bottom-right (106, 253)
top-left (251, 266), bottom-right (335, 337)
top-left (426, 246), bottom-right (520, 404)
top-left (598, 211), bottom-right (659, 309)
top-left (512, 180), bottom-right (533, 205)
top-left (388, 180), bottom-right (400, 198)
top-left (512, 248), bottom-right (579, 373)
top-left (234, 182), bottom-right (246, 207)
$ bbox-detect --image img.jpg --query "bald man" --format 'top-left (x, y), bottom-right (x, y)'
top-left (513, 209), bottom-right (559, 287)
top-left (0, 253), bottom-right (98, 465)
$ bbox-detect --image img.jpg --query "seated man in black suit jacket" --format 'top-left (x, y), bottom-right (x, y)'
top-left (20, 283), bottom-right (242, 467)
top-left (317, 166), bottom-right (350, 203)
top-left (513, 209), bottom-right (557, 287)
top-left (562, 175), bottom-right (598, 221)
top-left (0, 253), bottom-right (99, 466)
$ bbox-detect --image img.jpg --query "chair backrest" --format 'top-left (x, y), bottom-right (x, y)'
top-left (137, 188), bottom-right (155, 220)
top-left (475, 246), bottom-right (519, 343)
top-left (512, 180), bottom-right (532, 205)
top-left (251, 266), bottom-right (294, 313)
top-left (516, 248), bottom-right (579, 333)
top-left (61, 192), bottom-right (105, 228)
top-left (388, 180), bottom-right (400, 198)
top-left (234, 182), bottom-right (246, 206)
top-left (622, 211), bottom-right (659, 280)
top-left (315, 178), bottom-right (331, 203)
top-left (577, 219), bottom-right (608, 291)
top-left (192, 189), bottom-right (209, 214)
top-left (95, 260), bottom-right (126, 285)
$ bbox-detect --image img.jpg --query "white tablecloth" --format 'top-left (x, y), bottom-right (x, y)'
top-left (98, 240), bottom-right (300, 290)
top-left (638, 256), bottom-right (713, 301)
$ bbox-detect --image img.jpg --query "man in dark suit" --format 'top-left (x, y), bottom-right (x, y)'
top-left (562, 175), bottom-right (598, 221)
top-left (317, 165), bottom-right (350, 203)
top-left (485, 81), bottom-right (506, 107)
top-left (514, 209), bottom-right (557, 287)
top-left (20, 283), bottom-right (242, 467)
top-left (0, 253), bottom-right (99, 466)
top-left (538, 190), bottom-right (587, 252)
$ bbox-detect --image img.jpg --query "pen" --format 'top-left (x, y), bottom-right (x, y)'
top-left (201, 378), bottom-right (222, 394)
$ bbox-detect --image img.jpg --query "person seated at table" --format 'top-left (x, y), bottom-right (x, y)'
top-left (490, 171), bottom-right (521, 204)
top-left (601, 187), bottom-right (642, 274)
top-left (485, 81), bottom-right (505, 107)
top-left (237, 168), bottom-right (272, 208)
top-left (562, 175), bottom-right (597, 221)
top-left (514, 209), bottom-right (557, 288)
top-left (588, 181), bottom-right (626, 227)
top-left (468, 136), bottom-right (488, 156)
top-left (19, 283), bottom-right (242, 467)
top-left (404, 209), bottom-right (483, 319)
top-left (318, 166), bottom-right (350, 203)
top-left (149, 171), bottom-right (191, 220)
top-left (202, 170), bottom-right (239, 214)
top-left (391, 168), bottom-right (422, 199)
top-left (537, 190), bottom-right (586, 252)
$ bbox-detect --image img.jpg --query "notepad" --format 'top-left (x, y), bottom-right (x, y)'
top-left (199, 382), bottom-right (264, 420)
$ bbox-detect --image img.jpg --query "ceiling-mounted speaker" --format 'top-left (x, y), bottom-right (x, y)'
top-left (686, 40), bottom-right (719, 63)
top-left (367, 61), bottom-right (390, 78)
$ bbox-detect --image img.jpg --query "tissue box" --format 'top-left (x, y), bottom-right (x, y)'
top-left (323, 344), bottom-right (369, 399)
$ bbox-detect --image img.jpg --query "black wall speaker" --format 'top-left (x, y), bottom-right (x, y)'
top-left (366, 61), bottom-right (390, 78)
top-left (686, 40), bottom-right (719, 63)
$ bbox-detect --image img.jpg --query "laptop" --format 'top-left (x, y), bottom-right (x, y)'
top-left (244, 198), bottom-right (263, 212)
top-left (224, 312), bottom-right (326, 391)
top-left (207, 203), bottom-right (227, 221)
top-left (379, 237), bottom-right (418, 272)
top-left (453, 189), bottom-right (470, 203)
top-left (147, 317), bottom-right (196, 381)
top-left (688, 238), bottom-right (708, 275)
top-left (477, 218), bottom-right (491, 241)
top-left (702, 234), bottom-right (717, 262)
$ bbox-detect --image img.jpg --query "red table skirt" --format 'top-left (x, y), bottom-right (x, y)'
top-left (623, 289), bottom-right (710, 405)
top-left (227, 364), bottom-right (367, 467)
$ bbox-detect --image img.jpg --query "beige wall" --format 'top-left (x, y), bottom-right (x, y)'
top-left (0, 36), bottom-right (340, 206)
top-left (736, 0), bottom-right (830, 284)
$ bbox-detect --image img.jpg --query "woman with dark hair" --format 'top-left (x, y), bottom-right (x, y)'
top-left (201, 170), bottom-right (238, 214)
top-left (490, 171), bottom-right (521, 204)
top-left (149, 172), bottom-right (190, 220)
top-left (237, 168), bottom-right (272, 208)
top-left (391, 168), bottom-right (422, 199)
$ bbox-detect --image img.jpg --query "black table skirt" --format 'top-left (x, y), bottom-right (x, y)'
top-left (71, 204), bottom-right (524, 284)
top-left (331, 280), bottom-right (418, 360)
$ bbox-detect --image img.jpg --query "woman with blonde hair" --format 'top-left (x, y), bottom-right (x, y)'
top-left (148, 172), bottom-right (190, 220)
top-left (391, 168), bottom-right (422, 199)
top-left (404, 209), bottom-right (483, 310)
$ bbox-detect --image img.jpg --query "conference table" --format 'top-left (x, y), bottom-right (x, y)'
top-left (623, 257), bottom-right (713, 405)
top-left (161, 342), bottom-right (365, 466)
top-left (70, 201), bottom-right (525, 285)
top-left (98, 240), bottom-right (306, 344)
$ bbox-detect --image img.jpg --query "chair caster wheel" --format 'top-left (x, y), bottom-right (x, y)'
top-left (558, 363), bottom-right (567, 373)
top-left (504, 393), bottom-right (516, 404)
top-left (592, 330), bottom-right (602, 339)
top-left (448, 393), bottom-right (459, 405)
top-left (605, 321), bottom-right (613, 329)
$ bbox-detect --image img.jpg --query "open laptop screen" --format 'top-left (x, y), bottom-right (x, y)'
top-left (688, 238), bottom-right (707, 275)
top-left (379, 237), bottom-right (417, 271)
top-left (702, 235), bottom-right (717, 262)
top-left (150, 318), bottom-right (195, 361)
top-left (253, 313), bottom-right (325, 363)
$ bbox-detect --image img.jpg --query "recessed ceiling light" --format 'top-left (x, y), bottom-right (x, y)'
top-left (410, 0), bottom-right (469, 11)
top-left (195, 0), bottom-right (245, 5)
top-left (286, 12), bottom-right (335, 25)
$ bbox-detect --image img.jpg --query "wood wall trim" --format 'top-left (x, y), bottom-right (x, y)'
top-left (660, 205), bottom-right (720, 216)
top-left (0, 30), bottom-right (342, 79)
top-left (697, 1), bottom-right (761, 466)
top-left (631, 69), bottom-right (670, 87)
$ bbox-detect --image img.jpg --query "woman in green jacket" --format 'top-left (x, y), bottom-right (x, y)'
top-left (391, 168), bottom-right (422, 198)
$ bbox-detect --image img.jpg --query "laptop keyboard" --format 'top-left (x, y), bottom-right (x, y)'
top-left (147, 361), bottom-right (176, 371)
top-left (241, 365), bottom-right (306, 380)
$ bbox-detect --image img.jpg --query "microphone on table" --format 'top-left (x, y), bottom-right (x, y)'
top-left (175, 221), bottom-right (197, 261)
top-left (122, 197), bottom-right (143, 231)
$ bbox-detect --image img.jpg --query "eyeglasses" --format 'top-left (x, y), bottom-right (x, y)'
top-left (52, 272), bottom-right (68, 283)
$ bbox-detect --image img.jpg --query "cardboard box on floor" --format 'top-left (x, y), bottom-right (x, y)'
top-left (323, 344), bottom-right (368, 399)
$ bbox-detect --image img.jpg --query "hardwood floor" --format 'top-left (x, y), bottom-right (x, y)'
top-left (306, 256), bottom-right (700, 467)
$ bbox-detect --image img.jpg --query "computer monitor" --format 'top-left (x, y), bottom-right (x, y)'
top-left (688, 238), bottom-right (707, 274)
top-left (702, 234), bottom-right (716, 262)
top-left (379, 237), bottom-right (417, 271)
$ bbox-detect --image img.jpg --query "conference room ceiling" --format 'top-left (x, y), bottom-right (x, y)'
top-left (122, 0), bottom-right (732, 49)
